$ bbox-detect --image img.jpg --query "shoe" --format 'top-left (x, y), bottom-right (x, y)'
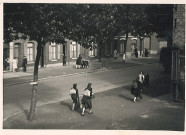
top-left (81, 113), bottom-right (85, 116)
top-left (89, 111), bottom-right (93, 114)
top-left (133, 97), bottom-right (136, 103)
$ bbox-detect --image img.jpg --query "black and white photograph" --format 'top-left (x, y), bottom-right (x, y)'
top-left (1, 0), bottom-right (185, 135)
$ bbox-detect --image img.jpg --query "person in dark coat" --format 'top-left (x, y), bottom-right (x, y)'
top-left (22, 56), bottom-right (27, 72)
top-left (76, 54), bottom-right (82, 69)
top-left (70, 84), bottom-right (79, 111)
top-left (63, 54), bottom-right (66, 66)
top-left (134, 48), bottom-right (138, 58)
top-left (81, 83), bottom-right (94, 116)
top-left (133, 77), bottom-right (143, 102)
top-left (144, 72), bottom-right (150, 94)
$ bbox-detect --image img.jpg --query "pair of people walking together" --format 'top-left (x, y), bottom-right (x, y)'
top-left (70, 83), bottom-right (94, 116)
top-left (131, 71), bottom-right (149, 102)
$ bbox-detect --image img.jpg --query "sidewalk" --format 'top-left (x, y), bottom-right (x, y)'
top-left (3, 55), bottom-right (159, 86)
top-left (3, 73), bottom-right (185, 130)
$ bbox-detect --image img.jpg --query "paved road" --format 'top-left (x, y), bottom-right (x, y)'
top-left (3, 56), bottom-right (159, 86)
top-left (3, 77), bottom-right (184, 130)
top-left (3, 56), bottom-right (185, 131)
top-left (3, 62), bottom-right (166, 120)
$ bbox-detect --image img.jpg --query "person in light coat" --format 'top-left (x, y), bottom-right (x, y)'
top-left (12, 57), bottom-right (18, 72)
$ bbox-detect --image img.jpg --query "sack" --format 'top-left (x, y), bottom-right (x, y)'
top-left (131, 81), bottom-right (137, 89)
top-left (131, 88), bottom-right (135, 95)
top-left (91, 93), bottom-right (95, 99)
top-left (83, 90), bottom-right (91, 97)
top-left (75, 101), bottom-right (80, 109)
top-left (69, 88), bottom-right (76, 95)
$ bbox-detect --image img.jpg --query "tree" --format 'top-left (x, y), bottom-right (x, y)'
top-left (131, 5), bottom-right (153, 56)
top-left (146, 4), bottom-right (173, 46)
top-left (4, 3), bottom-right (70, 121)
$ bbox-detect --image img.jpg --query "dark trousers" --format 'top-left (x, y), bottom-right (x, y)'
top-left (23, 66), bottom-right (26, 72)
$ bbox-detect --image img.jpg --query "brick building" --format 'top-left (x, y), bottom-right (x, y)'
top-left (3, 32), bottom-right (166, 71)
top-left (172, 4), bottom-right (185, 99)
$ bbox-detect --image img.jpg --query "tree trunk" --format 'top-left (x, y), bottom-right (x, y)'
top-left (140, 38), bottom-right (143, 56)
top-left (124, 33), bottom-right (128, 54)
top-left (97, 40), bottom-right (102, 62)
top-left (28, 38), bottom-right (42, 121)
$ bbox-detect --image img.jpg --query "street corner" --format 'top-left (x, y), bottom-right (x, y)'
top-left (3, 72), bottom-right (32, 79)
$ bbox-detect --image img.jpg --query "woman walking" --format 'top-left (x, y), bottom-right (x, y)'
top-left (133, 77), bottom-right (143, 102)
top-left (81, 83), bottom-right (94, 116)
top-left (70, 84), bottom-right (79, 111)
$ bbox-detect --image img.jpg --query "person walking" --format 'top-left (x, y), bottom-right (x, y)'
top-left (69, 84), bottom-right (79, 111)
top-left (12, 57), bottom-right (18, 72)
top-left (139, 71), bottom-right (145, 85)
top-left (133, 77), bottom-right (143, 102)
top-left (22, 56), bottom-right (27, 72)
top-left (81, 83), bottom-right (94, 116)
top-left (134, 48), bottom-right (138, 58)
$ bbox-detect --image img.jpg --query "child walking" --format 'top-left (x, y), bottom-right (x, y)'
top-left (70, 84), bottom-right (79, 111)
top-left (81, 83), bottom-right (94, 116)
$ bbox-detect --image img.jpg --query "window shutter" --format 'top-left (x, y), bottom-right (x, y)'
top-left (49, 46), bottom-right (52, 60)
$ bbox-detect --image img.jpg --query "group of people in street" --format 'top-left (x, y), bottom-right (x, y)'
top-left (76, 54), bottom-right (89, 69)
top-left (3, 56), bottom-right (27, 72)
top-left (131, 71), bottom-right (149, 102)
top-left (69, 83), bottom-right (94, 116)
top-left (68, 72), bottom-right (149, 117)
top-left (113, 49), bottom-right (126, 62)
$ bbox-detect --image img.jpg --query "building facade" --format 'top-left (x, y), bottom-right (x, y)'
top-left (3, 32), bottom-right (166, 71)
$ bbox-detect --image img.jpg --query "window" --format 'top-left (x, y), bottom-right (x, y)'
top-left (27, 43), bottom-right (34, 62)
top-left (14, 44), bottom-right (19, 58)
top-left (120, 41), bottom-right (124, 53)
top-left (70, 42), bottom-right (77, 58)
top-left (49, 45), bottom-right (56, 60)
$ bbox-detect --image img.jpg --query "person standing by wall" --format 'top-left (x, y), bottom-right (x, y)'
top-left (63, 54), bottom-right (66, 66)
top-left (123, 53), bottom-right (126, 63)
top-left (114, 49), bottom-right (117, 59)
top-left (22, 56), bottom-right (27, 72)
top-left (134, 48), bottom-right (138, 58)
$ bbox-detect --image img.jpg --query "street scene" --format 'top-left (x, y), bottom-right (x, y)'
top-left (2, 2), bottom-right (185, 133)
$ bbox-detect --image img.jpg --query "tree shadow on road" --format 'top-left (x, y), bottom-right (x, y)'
top-left (60, 101), bottom-right (71, 110)
top-left (60, 101), bottom-right (82, 114)
top-left (17, 104), bottom-right (29, 120)
top-left (118, 94), bottom-right (133, 102)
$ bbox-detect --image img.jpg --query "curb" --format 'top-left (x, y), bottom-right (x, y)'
top-left (3, 61), bottom-right (158, 87)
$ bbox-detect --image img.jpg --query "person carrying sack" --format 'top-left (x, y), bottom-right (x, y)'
top-left (69, 84), bottom-right (79, 111)
top-left (133, 77), bottom-right (143, 103)
top-left (81, 83), bottom-right (94, 116)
